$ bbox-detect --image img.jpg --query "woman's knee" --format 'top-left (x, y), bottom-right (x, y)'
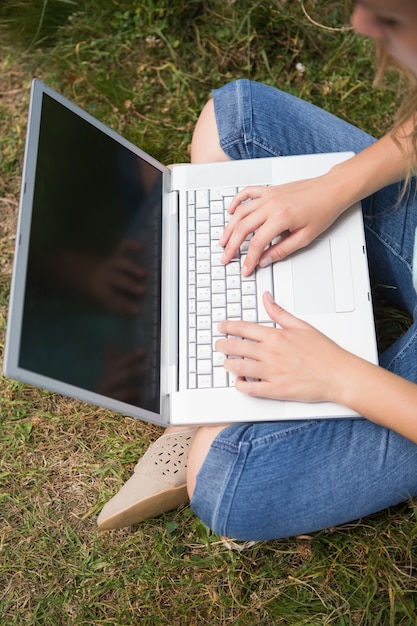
top-left (186, 424), bottom-right (230, 499)
top-left (190, 98), bottom-right (230, 164)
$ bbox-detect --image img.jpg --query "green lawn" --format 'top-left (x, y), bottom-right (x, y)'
top-left (1, 1), bottom-right (416, 624)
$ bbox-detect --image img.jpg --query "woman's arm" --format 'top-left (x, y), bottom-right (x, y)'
top-left (336, 351), bottom-right (417, 444)
top-left (221, 121), bottom-right (415, 276)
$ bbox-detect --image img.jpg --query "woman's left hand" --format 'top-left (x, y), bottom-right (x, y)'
top-left (215, 291), bottom-right (351, 403)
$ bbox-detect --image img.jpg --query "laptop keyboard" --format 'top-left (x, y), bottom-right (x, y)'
top-left (186, 186), bottom-right (274, 390)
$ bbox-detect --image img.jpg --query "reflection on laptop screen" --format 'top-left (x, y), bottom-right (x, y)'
top-left (19, 93), bottom-right (163, 413)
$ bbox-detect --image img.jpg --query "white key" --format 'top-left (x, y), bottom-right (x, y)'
top-left (189, 327), bottom-right (196, 343)
top-left (211, 187), bottom-right (237, 200)
top-left (227, 302), bottom-right (242, 317)
top-left (227, 274), bottom-right (241, 289)
top-left (196, 190), bottom-right (209, 207)
top-left (196, 221), bottom-right (209, 234)
top-left (196, 233), bottom-right (210, 247)
top-left (211, 225), bottom-right (223, 240)
top-left (210, 200), bottom-right (224, 213)
top-left (189, 357), bottom-right (196, 373)
top-left (212, 307), bottom-right (226, 322)
top-left (243, 309), bottom-right (257, 322)
top-left (198, 374), bottom-right (212, 388)
top-left (189, 299), bottom-right (196, 314)
top-left (213, 350), bottom-right (226, 367)
top-left (197, 329), bottom-right (211, 344)
top-left (196, 273), bottom-right (210, 287)
top-left (196, 207), bottom-right (210, 221)
top-left (212, 279), bottom-right (226, 294)
top-left (211, 252), bottom-right (223, 266)
top-left (198, 344), bottom-right (212, 359)
top-left (211, 212), bottom-right (224, 226)
top-left (196, 260), bottom-right (210, 273)
top-left (187, 190), bottom-right (195, 205)
top-left (189, 343), bottom-right (196, 358)
top-left (212, 265), bottom-right (225, 279)
top-left (212, 293), bottom-right (226, 307)
top-left (242, 294), bottom-right (257, 309)
top-left (196, 287), bottom-right (211, 301)
top-left (213, 366), bottom-right (228, 387)
top-left (196, 300), bottom-right (210, 315)
top-left (242, 280), bottom-right (256, 295)
top-left (226, 261), bottom-right (240, 275)
top-left (188, 372), bottom-right (196, 389)
top-left (209, 188), bottom-right (225, 201)
top-left (197, 315), bottom-right (211, 330)
top-left (188, 271), bottom-right (196, 285)
top-left (227, 289), bottom-right (241, 303)
top-left (196, 247), bottom-right (210, 261)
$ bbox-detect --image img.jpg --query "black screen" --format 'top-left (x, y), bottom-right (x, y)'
top-left (19, 93), bottom-right (163, 413)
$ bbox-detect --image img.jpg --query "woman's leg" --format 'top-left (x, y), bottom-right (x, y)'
top-left (190, 418), bottom-right (417, 541)
top-left (188, 79), bottom-right (417, 540)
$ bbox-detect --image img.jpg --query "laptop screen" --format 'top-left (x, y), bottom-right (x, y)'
top-left (18, 93), bottom-right (163, 414)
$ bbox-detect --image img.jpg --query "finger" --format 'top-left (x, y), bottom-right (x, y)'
top-left (241, 227), bottom-right (280, 276)
top-left (216, 336), bottom-right (262, 361)
top-left (260, 229), bottom-right (314, 266)
top-left (227, 186), bottom-right (265, 214)
top-left (235, 377), bottom-right (286, 400)
top-left (219, 198), bottom-right (260, 249)
top-left (223, 356), bottom-right (260, 381)
top-left (263, 292), bottom-right (309, 329)
top-left (217, 319), bottom-right (272, 342)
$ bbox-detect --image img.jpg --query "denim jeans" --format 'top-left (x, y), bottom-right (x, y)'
top-left (190, 79), bottom-right (417, 541)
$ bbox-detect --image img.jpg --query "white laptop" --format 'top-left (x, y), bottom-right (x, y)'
top-left (3, 79), bottom-right (378, 426)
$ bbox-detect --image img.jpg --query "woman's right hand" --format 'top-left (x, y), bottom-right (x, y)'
top-left (220, 172), bottom-right (349, 276)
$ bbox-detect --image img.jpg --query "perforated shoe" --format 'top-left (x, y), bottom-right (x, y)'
top-left (97, 428), bottom-right (197, 530)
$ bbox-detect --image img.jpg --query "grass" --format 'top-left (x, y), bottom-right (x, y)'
top-left (0, 0), bottom-right (416, 624)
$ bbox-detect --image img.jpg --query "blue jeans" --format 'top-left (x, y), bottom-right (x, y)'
top-left (190, 79), bottom-right (417, 541)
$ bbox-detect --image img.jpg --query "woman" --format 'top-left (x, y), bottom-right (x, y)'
top-left (97, 0), bottom-right (417, 540)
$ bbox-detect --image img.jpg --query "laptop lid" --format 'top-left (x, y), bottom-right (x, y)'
top-left (4, 79), bottom-right (172, 426)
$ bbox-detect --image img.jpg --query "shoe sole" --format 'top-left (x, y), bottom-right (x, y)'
top-left (97, 484), bottom-right (189, 530)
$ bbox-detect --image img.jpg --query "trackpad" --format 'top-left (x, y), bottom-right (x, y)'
top-left (292, 238), bottom-right (355, 315)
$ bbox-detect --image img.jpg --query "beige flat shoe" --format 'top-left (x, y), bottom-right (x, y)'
top-left (97, 428), bottom-right (197, 530)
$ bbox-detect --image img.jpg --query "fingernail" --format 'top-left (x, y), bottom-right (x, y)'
top-left (259, 255), bottom-right (272, 268)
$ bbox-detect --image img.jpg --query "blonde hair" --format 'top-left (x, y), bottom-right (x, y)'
top-left (375, 43), bottom-right (417, 179)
